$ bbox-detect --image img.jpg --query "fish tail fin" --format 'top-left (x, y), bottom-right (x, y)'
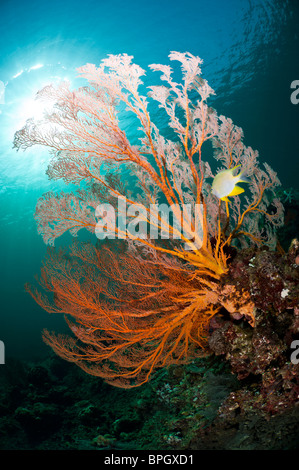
top-left (238, 172), bottom-right (250, 183)
top-left (231, 165), bottom-right (250, 183)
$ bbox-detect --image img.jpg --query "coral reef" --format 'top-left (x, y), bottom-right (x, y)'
top-left (7, 50), bottom-right (299, 449)
top-left (13, 52), bottom-right (284, 388)
top-left (209, 238), bottom-right (299, 417)
top-left (1, 228), bottom-right (298, 449)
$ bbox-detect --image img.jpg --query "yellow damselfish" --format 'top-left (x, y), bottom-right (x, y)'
top-left (211, 164), bottom-right (250, 202)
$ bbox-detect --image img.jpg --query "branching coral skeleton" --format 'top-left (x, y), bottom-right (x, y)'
top-left (14, 52), bottom-right (284, 387)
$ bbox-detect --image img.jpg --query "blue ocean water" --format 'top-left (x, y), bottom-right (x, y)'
top-left (0, 0), bottom-right (298, 360)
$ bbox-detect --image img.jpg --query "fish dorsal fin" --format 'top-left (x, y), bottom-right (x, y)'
top-left (231, 164), bottom-right (241, 173)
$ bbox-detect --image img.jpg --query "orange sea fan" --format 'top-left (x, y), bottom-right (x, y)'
top-left (15, 52), bottom-right (283, 387)
top-left (27, 242), bottom-right (223, 388)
